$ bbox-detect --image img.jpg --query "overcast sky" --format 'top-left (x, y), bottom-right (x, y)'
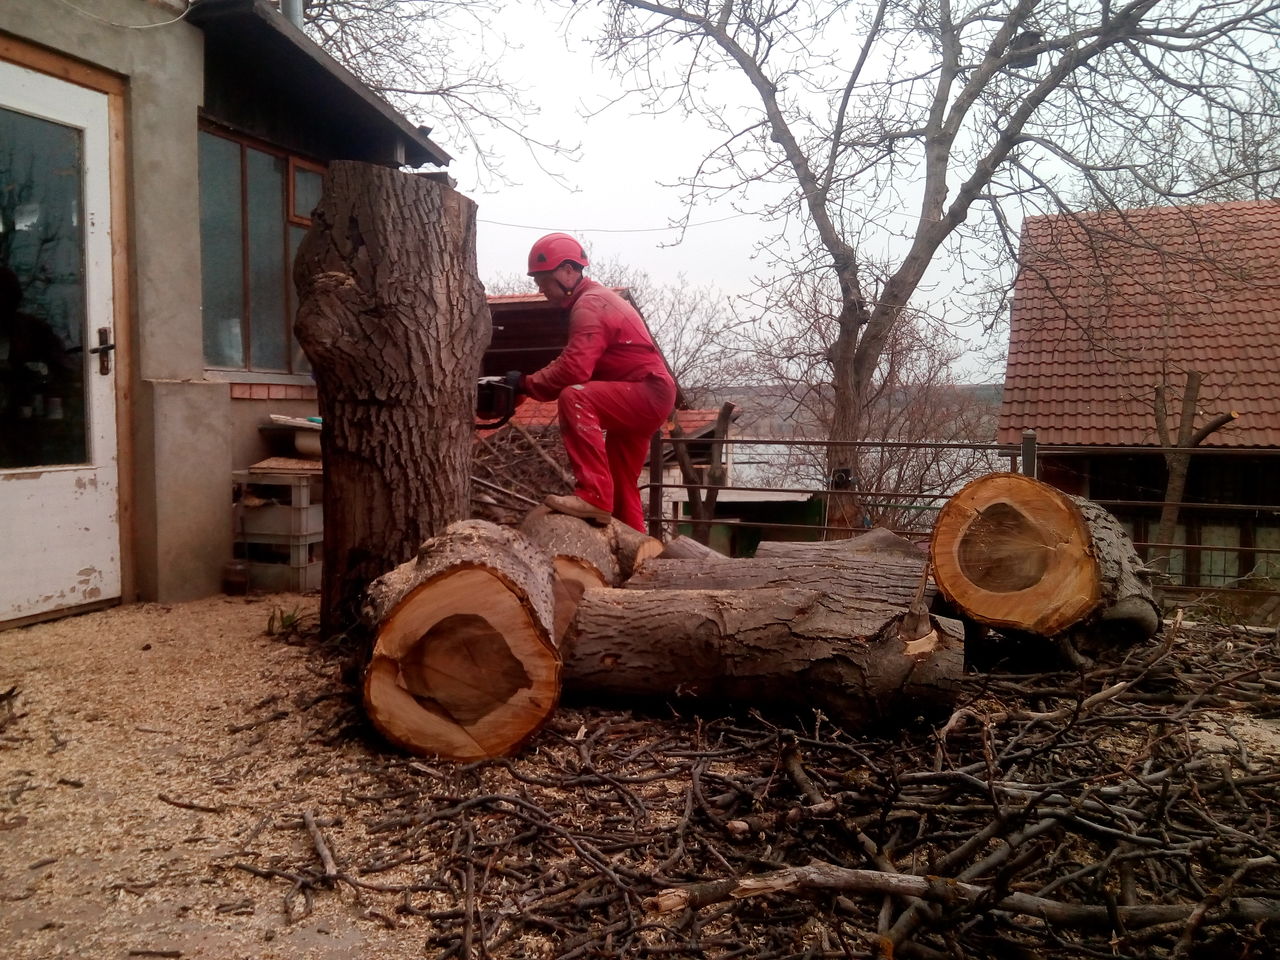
top-left (459, 6), bottom-right (779, 297)
top-left (440, 4), bottom-right (1001, 379)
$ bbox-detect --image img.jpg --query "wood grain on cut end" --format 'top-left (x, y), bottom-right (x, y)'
top-left (363, 527), bottom-right (560, 760)
top-left (931, 473), bottom-right (1101, 636)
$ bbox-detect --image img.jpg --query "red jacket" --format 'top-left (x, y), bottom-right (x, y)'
top-left (522, 279), bottom-right (673, 402)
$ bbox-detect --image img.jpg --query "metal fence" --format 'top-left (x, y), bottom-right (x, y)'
top-left (641, 430), bottom-right (1280, 608)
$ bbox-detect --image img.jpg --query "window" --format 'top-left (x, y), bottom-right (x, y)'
top-left (198, 127), bottom-right (324, 374)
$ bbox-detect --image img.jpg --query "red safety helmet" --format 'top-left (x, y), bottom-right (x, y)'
top-left (527, 232), bottom-right (589, 276)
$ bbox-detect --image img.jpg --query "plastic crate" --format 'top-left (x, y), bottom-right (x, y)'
top-left (247, 560), bottom-right (321, 593)
top-left (240, 502), bottom-right (323, 537)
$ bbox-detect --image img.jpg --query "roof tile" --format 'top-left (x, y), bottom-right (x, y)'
top-left (999, 200), bottom-right (1280, 448)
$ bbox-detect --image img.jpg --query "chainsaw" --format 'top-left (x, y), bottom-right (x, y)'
top-left (475, 371), bottom-right (523, 430)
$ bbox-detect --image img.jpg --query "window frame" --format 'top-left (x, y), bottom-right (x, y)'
top-left (198, 121), bottom-right (325, 378)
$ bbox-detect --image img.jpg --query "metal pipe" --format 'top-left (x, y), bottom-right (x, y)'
top-left (281, 0), bottom-right (304, 28)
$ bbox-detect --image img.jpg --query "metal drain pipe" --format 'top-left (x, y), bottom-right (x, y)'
top-left (281, 0), bottom-right (304, 27)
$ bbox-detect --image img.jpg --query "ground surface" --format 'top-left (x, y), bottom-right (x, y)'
top-left (0, 594), bottom-right (405, 960)
top-left (3, 595), bottom-right (1279, 960)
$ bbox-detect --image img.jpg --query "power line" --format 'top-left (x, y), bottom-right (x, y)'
top-left (477, 213), bottom-right (752, 235)
top-left (51, 0), bottom-right (193, 29)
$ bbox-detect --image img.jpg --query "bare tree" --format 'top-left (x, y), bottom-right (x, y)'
top-left (577, 0), bottom-right (1280, 484)
top-left (742, 274), bottom-right (1002, 532)
top-left (297, 0), bottom-right (577, 186)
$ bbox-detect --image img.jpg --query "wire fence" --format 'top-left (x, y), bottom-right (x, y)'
top-left (642, 430), bottom-right (1280, 609)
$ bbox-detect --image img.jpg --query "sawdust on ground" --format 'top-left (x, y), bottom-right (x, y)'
top-left (5, 595), bottom-right (1280, 960)
top-left (0, 593), bottom-right (421, 960)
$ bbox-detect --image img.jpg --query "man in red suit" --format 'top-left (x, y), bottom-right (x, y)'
top-left (517, 233), bottom-right (676, 532)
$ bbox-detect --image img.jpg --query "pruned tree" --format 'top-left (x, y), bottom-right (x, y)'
top-left (578, 0), bottom-right (1280, 495)
top-left (1149, 370), bottom-right (1238, 577)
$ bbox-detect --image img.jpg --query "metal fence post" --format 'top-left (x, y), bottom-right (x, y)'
top-left (1021, 429), bottom-right (1037, 478)
top-left (647, 431), bottom-right (663, 539)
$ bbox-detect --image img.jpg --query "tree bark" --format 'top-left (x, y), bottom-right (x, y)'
top-left (561, 588), bottom-right (964, 729)
top-left (624, 555), bottom-right (934, 609)
top-left (658, 535), bottom-right (729, 561)
top-left (294, 161), bottom-right (489, 636)
top-left (754, 526), bottom-right (927, 562)
top-left (930, 473), bottom-right (1160, 639)
top-left (361, 520), bottom-right (559, 761)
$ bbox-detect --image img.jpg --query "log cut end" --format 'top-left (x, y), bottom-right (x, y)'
top-left (364, 565), bottom-right (560, 761)
top-left (931, 473), bottom-right (1101, 637)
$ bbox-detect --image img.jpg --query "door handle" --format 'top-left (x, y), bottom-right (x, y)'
top-left (89, 327), bottom-right (115, 375)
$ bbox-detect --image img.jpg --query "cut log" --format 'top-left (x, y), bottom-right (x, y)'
top-left (657, 535), bottom-right (729, 561)
top-left (519, 506), bottom-right (621, 585)
top-left (753, 527), bottom-right (927, 562)
top-left (930, 473), bottom-right (1160, 639)
top-left (607, 519), bottom-right (664, 580)
top-left (361, 520), bottom-right (559, 761)
top-left (624, 554), bottom-right (933, 609)
top-left (561, 588), bottom-right (964, 729)
top-left (518, 506), bottom-right (616, 641)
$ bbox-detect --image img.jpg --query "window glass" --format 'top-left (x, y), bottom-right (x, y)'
top-left (246, 148), bottom-right (288, 371)
top-left (199, 132), bottom-right (245, 368)
top-left (293, 166), bottom-right (323, 220)
top-left (1199, 522), bottom-right (1240, 587)
top-left (1252, 525), bottom-right (1280, 582)
top-left (288, 224), bottom-right (311, 374)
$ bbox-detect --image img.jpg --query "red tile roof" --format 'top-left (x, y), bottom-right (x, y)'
top-left (998, 200), bottom-right (1280, 448)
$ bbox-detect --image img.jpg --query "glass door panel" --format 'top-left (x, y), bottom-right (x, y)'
top-left (0, 105), bottom-right (88, 468)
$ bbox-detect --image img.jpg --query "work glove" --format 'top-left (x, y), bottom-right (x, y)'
top-left (477, 370), bottom-right (523, 392)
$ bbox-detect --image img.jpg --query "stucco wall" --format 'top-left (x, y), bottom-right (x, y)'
top-left (1, 1), bottom-right (236, 602)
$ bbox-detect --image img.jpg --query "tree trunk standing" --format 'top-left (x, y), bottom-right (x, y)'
top-left (294, 162), bottom-right (489, 636)
top-left (1150, 371), bottom-right (1238, 580)
top-left (671, 403), bottom-right (736, 545)
top-left (561, 587), bottom-right (964, 729)
top-left (824, 299), bottom-right (867, 540)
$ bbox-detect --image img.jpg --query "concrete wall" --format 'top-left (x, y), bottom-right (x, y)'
top-left (0, 1), bottom-right (235, 602)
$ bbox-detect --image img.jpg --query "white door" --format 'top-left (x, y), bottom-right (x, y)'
top-left (0, 60), bottom-right (120, 624)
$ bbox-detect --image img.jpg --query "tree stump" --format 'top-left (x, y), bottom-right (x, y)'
top-left (294, 161), bottom-right (489, 635)
top-left (561, 588), bottom-right (964, 729)
top-left (361, 520), bottom-right (559, 761)
top-left (930, 473), bottom-right (1160, 639)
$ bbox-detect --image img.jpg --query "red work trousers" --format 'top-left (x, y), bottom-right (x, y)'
top-left (556, 374), bottom-right (676, 532)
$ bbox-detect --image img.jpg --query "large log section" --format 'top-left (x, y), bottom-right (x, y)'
top-left (362, 521), bottom-right (559, 761)
top-left (295, 162), bottom-right (489, 636)
top-left (625, 553), bottom-right (934, 609)
top-left (930, 473), bottom-right (1160, 639)
top-left (363, 517), bottom-right (964, 758)
top-left (561, 589), bottom-right (964, 729)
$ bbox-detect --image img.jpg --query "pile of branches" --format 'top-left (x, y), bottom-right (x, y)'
top-left (471, 423), bottom-right (572, 525)
top-left (238, 620), bottom-right (1280, 959)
